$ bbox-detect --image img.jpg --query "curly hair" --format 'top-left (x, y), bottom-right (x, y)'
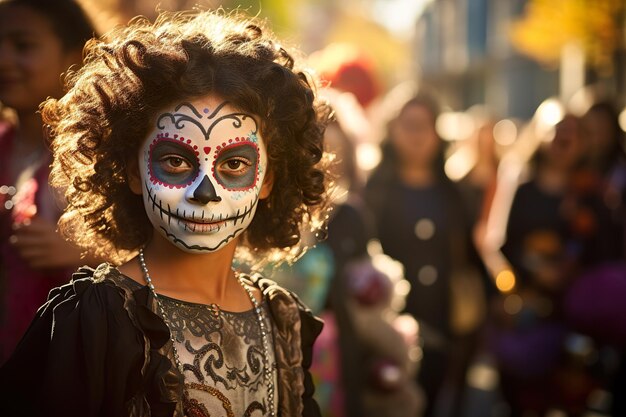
top-left (43, 9), bottom-right (331, 264)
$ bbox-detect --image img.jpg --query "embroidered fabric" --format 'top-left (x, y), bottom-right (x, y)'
top-left (158, 294), bottom-right (277, 417)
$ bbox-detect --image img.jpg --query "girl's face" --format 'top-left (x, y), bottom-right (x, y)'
top-left (0, 5), bottom-right (78, 111)
top-left (135, 95), bottom-right (270, 254)
top-left (546, 115), bottom-right (585, 170)
top-left (582, 109), bottom-right (615, 161)
top-left (391, 104), bottom-right (440, 166)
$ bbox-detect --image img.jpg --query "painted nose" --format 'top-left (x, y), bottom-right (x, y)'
top-left (192, 175), bottom-right (221, 204)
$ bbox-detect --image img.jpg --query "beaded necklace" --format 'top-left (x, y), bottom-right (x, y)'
top-left (138, 249), bottom-right (276, 416)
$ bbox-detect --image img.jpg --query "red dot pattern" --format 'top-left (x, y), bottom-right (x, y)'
top-left (147, 133), bottom-right (200, 189)
top-left (212, 136), bottom-right (261, 192)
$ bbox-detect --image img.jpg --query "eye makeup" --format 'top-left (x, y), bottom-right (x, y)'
top-left (139, 96), bottom-right (268, 253)
top-left (149, 135), bottom-right (200, 188)
top-left (213, 141), bottom-right (260, 191)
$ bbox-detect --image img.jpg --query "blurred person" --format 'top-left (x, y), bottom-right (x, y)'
top-left (582, 101), bottom-right (625, 177)
top-left (458, 118), bottom-right (500, 227)
top-left (490, 114), bottom-right (621, 416)
top-left (570, 100), bottom-right (626, 417)
top-left (500, 114), bottom-right (619, 294)
top-left (365, 92), bottom-right (485, 417)
top-left (0, 0), bottom-right (97, 363)
top-left (453, 116), bottom-right (501, 261)
top-left (337, 251), bottom-right (423, 417)
top-left (581, 100), bottom-right (626, 254)
top-left (325, 114), bottom-right (422, 417)
top-left (265, 119), bottom-right (356, 417)
top-left (269, 89), bottom-right (423, 417)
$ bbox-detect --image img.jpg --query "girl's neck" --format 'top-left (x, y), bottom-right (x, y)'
top-left (125, 236), bottom-right (245, 308)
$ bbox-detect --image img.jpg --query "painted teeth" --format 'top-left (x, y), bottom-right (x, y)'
top-left (145, 181), bottom-right (259, 229)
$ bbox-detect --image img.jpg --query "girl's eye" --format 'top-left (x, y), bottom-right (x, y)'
top-left (221, 158), bottom-right (251, 173)
top-left (159, 155), bottom-right (191, 172)
top-left (169, 157), bottom-right (184, 167)
top-left (227, 160), bottom-right (242, 169)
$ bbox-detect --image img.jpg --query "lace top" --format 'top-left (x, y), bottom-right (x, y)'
top-left (158, 294), bottom-right (277, 417)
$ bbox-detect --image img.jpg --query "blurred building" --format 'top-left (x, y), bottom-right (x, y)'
top-left (415, 0), bottom-right (626, 119)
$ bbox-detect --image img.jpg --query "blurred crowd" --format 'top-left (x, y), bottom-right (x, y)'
top-left (1, 1), bottom-right (625, 417)
top-left (275, 45), bottom-right (626, 417)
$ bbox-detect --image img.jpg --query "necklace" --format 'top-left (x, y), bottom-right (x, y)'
top-left (138, 249), bottom-right (276, 416)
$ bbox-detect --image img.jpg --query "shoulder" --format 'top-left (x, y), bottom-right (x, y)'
top-left (37, 263), bottom-right (139, 315)
top-left (0, 264), bottom-right (152, 415)
top-left (73, 262), bottom-right (136, 286)
top-left (245, 272), bottom-right (312, 313)
top-left (62, 263), bottom-right (168, 350)
top-left (64, 262), bottom-right (148, 301)
top-left (244, 273), bottom-right (324, 336)
top-left (31, 264), bottom-right (151, 359)
top-left (41, 263), bottom-right (129, 315)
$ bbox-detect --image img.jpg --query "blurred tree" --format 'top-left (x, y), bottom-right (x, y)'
top-left (79, 0), bottom-right (301, 37)
top-left (234, 0), bottom-right (302, 36)
top-left (510, 0), bottom-right (624, 73)
top-left (323, 12), bottom-right (411, 90)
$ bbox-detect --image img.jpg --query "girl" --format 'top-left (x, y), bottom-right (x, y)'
top-left (0, 9), bottom-right (330, 417)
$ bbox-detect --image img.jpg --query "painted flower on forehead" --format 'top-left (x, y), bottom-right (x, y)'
top-left (137, 95), bottom-right (268, 253)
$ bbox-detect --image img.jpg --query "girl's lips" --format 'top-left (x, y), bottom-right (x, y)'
top-left (179, 218), bottom-right (227, 233)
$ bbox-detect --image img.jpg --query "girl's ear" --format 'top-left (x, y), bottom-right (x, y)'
top-left (127, 156), bottom-right (142, 195)
top-left (259, 170), bottom-right (274, 199)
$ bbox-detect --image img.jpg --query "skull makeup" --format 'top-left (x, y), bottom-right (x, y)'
top-left (138, 96), bottom-right (268, 253)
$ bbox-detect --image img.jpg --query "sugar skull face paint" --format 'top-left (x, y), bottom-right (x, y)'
top-left (138, 96), bottom-right (267, 253)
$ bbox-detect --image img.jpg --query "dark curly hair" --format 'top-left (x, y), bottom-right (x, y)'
top-left (43, 10), bottom-right (331, 264)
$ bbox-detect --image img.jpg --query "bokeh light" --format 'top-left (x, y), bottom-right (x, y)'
top-left (495, 269), bottom-right (516, 293)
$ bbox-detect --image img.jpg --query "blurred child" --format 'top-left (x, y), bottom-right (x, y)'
top-left (0, 0), bottom-right (95, 362)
